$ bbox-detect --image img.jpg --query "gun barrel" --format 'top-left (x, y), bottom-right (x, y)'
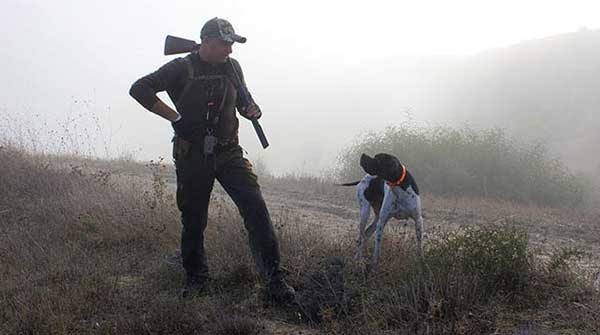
top-left (226, 58), bottom-right (270, 149)
top-left (251, 118), bottom-right (269, 149)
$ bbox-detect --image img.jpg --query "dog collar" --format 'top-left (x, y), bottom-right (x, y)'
top-left (387, 164), bottom-right (406, 187)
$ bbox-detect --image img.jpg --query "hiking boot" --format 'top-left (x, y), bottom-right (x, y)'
top-left (179, 275), bottom-right (208, 298)
top-left (267, 278), bottom-right (296, 303)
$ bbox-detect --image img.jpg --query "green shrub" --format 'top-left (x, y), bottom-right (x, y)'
top-left (337, 124), bottom-right (590, 207)
top-left (355, 226), bottom-right (531, 332)
top-left (426, 226), bottom-right (530, 296)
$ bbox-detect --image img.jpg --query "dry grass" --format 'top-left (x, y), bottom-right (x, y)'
top-left (1, 145), bottom-right (600, 334)
top-left (0, 145), bottom-right (259, 334)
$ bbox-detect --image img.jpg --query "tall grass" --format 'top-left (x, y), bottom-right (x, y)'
top-left (2, 144), bottom-right (599, 334)
top-left (0, 145), bottom-right (265, 334)
top-left (337, 124), bottom-right (592, 207)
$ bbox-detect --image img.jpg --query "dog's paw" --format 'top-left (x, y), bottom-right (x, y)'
top-left (368, 260), bottom-right (379, 273)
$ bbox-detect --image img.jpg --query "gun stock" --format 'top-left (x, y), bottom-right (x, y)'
top-left (164, 35), bottom-right (199, 55)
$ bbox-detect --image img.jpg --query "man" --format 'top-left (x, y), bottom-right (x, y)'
top-left (129, 17), bottom-right (295, 302)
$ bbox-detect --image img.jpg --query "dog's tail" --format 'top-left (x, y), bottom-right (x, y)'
top-left (335, 180), bottom-right (361, 186)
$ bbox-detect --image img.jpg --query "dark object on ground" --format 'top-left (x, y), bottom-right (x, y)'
top-left (295, 256), bottom-right (354, 323)
top-left (267, 278), bottom-right (296, 304)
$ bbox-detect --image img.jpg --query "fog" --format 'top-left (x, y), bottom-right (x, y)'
top-left (2, 0), bottom-right (599, 176)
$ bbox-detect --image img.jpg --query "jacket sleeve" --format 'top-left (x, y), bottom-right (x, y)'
top-left (129, 58), bottom-right (187, 111)
top-left (229, 58), bottom-right (258, 118)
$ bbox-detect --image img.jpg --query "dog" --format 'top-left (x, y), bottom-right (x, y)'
top-left (340, 153), bottom-right (424, 271)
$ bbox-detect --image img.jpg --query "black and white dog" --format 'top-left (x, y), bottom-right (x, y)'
top-left (340, 153), bottom-right (424, 270)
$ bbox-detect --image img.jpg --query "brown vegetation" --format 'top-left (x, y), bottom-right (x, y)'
top-left (1, 145), bottom-right (599, 334)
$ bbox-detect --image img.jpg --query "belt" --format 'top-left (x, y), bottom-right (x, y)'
top-left (215, 139), bottom-right (237, 153)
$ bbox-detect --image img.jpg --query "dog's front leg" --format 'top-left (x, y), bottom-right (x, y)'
top-left (354, 199), bottom-right (371, 261)
top-left (364, 214), bottom-right (379, 242)
top-left (414, 215), bottom-right (425, 257)
top-left (414, 197), bottom-right (425, 256)
top-left (371, 187), bottom-right (394, 271)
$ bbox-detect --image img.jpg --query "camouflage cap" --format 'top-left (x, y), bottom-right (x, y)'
top-left (201, 17), bottom-right (247, 43)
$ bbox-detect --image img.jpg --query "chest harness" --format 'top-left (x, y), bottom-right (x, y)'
top-left (176, 56), bottom-right (232, 168)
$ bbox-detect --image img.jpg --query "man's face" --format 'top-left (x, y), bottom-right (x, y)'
top-left (202, 37), bottom-right (233, 64)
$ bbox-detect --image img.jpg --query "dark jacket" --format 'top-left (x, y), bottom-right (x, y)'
top-left (129, 52), bottom-right (252, 142)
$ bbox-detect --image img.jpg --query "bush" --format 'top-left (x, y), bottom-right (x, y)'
top-left (426, 226), bottom-right (530, 296)
top-left (336, 124), bottom-right (591, 207)
top-left (351, 226), bottom-right (531, 333)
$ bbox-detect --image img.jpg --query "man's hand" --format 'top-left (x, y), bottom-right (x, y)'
top-left (171, 116), bottom-right (190, 138)
top-left (244, 103), bottom-right (262, 119)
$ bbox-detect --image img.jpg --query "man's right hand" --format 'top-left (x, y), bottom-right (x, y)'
top-left (172, 117), bottom-right (195, 139)
top-left (244, 103), bottom-right (262, 119)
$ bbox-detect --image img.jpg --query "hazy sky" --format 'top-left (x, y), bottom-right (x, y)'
top-left (2, 0), bottom-right (599, 174)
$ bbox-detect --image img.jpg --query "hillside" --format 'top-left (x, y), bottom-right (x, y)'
top-left (431, 28), bottom-right (600, 177)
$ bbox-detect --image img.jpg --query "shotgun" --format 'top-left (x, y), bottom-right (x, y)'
top-left (164, 35), bottom-right (269, 148)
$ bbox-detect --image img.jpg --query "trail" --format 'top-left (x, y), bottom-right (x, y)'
top-left (256, 183), bottom-right (600, 275)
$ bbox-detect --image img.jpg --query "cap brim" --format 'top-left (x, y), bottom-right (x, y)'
top-left (223, 34), bottom-right (246, 43)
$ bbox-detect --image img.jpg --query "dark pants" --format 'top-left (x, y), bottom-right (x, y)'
top-left (173, 136), bottom-right (282, 283)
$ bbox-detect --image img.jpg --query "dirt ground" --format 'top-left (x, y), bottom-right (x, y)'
top-left (252, 182), bottom-right (600, 284)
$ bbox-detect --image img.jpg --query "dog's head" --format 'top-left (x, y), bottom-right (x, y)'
top-left (360, 153), bottom-right (402, 182)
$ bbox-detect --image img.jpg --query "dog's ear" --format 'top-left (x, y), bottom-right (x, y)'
top-left (360, 153), bottom-right (379, 175)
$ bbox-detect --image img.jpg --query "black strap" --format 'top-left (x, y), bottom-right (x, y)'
top-left (175, 57), bottom-right (194, 107)
top-left (225, 59), bottom-right (243, 90)
top-left (183, 57), bottom-right (194, 80)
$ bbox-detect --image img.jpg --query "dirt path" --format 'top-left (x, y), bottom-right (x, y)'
top-left (255, 184), bottom-right (600, 277)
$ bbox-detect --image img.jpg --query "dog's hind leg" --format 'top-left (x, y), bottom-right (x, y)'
top-left (371, 186), bottom-right (394, 271)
